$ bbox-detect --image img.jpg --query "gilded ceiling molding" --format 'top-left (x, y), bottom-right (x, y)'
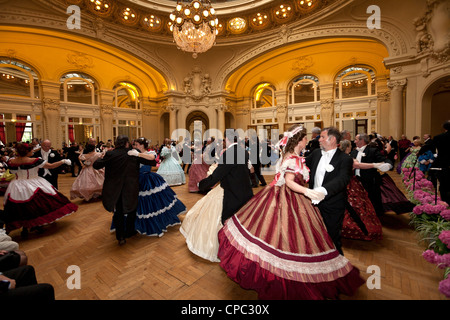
top-left (183, 67), bottom-right (212, 101)
top-left (216, 23), bottom-right (408, 92)
top-left (67, 51), bottom-right (94, 70)
top-left (0, 6), bottom-right (176, 89)
top-left (292, 56), bottom-right (314, 74)
top-left (413, 0), bottom-right (449, 63)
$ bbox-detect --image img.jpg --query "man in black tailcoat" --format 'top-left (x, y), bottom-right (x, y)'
top-left (199, 129), bottom-right (254, 224)
top-left (32, 139), bottom-right (62, 189)
top-left (431, 120), bottom-right (450, 204)
top-left (93, 135), bottom-right (156, 245)
top-left (305, 127), bottom-right (353, 255)
top-left (387, 135), bottom-right (398, 166)
top-left (351, 133), bottom-right (393, 216)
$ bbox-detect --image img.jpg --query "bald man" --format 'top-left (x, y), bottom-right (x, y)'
top-left (32, 139), bottom-right (63, 189)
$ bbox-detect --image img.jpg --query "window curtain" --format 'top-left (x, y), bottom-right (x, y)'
top-left (0, 115), bottom-right (5, 144)
top-left (68, 124), bottom-right (75, 143)
top-left (15, 115), bottom-right (27, 142)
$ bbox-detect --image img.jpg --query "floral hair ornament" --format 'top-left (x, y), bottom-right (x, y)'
top-left (275, 125), bottom-right (304, 151)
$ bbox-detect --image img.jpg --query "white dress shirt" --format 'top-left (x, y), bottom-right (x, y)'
top-left (355, 145), bottom-right (367, 177)
top-left (41, 150), bottom-right (51, 176)
top-left (314, 147), bottom-right (337, 192)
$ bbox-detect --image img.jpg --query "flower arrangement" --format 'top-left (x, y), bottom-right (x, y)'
top-left (401, 167), bottom-right (450, 298)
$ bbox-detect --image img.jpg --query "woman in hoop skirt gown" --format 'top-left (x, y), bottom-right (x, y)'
top-left (218, 125), bottom-right (365, 300)
top-left (339, 140), bottom-right (382, 241)
top-left (0, 143), bottom-right (77, 237)
top-left (156, 138), bottom-right (186, 186)
top-left (111, 138), bottom-right (186, 237)
top-left (180, 162), bottom-right (223, 262)
top-left (187, 140), bottom-right (210, 193)
top-left (70, 143), bottom-right (105, 202)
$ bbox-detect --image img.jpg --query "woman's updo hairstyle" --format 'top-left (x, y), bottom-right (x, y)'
top-left (282, 124), bottom-right (307, 155)
top-left (135, 137), bottom-right (149, 149)
top-left (16, 143), bottom-right (33, 157)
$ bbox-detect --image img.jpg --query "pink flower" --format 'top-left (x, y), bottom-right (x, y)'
top-left (413, 205), bottom-right (423, 215)
top-left (435, 253), bottom-right (450, 269)
top-left (423, 250), bottom-right (437, 264)
top-left (439, 277), bottom-right (450, 298)
top-left (439, 230), bottom-right (450, 249)
top-left (423, 250), bottom-right (450, 268)
top-left (441, 209), bottom-right (450, 221)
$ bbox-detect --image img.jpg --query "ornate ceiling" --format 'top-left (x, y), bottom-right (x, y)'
top-left (65, 0), bottom-right (339, 38)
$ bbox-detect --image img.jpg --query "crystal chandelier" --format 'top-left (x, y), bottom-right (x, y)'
top-left (169, 0), bottom-right (218, 58)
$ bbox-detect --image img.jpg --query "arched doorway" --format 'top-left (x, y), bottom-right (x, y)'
top-left (186, 110), bottom-right (209, 142)
top-left (422, 76), bottom-right (450, 137)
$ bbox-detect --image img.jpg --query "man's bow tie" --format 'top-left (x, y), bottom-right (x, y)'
top-left (321, 150), bottom-right (333, 158)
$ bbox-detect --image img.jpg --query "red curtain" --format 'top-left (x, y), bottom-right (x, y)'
top-left (0, 115), bottom-right (5, 144)
top-left (68, 124), bottom-right (75, 143)
top-left (15, 115), bottom-right (27, 142)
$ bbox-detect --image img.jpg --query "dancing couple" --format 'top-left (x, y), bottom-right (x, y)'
top-left (181, 126), bottom-right (365, 299)
top-left (94, 135), bottom-right (186, 246)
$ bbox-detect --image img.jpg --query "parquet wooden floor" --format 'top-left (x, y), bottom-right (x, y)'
top-left (1, 169), bottom-right (448, 301)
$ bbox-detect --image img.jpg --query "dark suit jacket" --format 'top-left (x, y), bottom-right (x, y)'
top-left (93, 147), bottom-right (156, 213)
top-left (350, 145), bottom-right (389, 183)
top-left (432, 131), bottom-right (450, 169)
top-left (198, 144), bottom-right (253, 223)
top-left (304, 136), bottom-right (320, 157)
top-left (305, 148), bottom-right (353, 207)
top-left (385, 139), bottom-right (397, 163)
top-left (32, 149), bottom-right (62, 189)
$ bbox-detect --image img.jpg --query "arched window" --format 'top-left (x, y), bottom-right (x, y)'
top-left (60, 72), bottom-right (97, 105)
top-left (335, 66), bottom-right (376, 99)
top-left (253, 83), bottom-right (276, 108)
top-left (113, 82), bottom-right (141, 109)
top-left (0, 58), bottom-right (39, 98)
top-left (289, 75), bottom-right (320, 104)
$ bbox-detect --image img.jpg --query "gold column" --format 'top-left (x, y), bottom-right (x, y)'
top-left (387, 79), bottom-right (407, 140)
top-left (99, 89), bottom-right (115, 142)
top-left (275, 90), bottom-right (288, 130)
top-left (100, 104), bottom-right (113, 142)
top-left (217, 104), bottom-right (225, 133)
top-left (320, 99), bottom-right (335, 128)
top-left (40, 80), bottom-right (62, 147)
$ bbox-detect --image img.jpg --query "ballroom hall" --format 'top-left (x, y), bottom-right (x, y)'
top-left (0, 0), bottom-right (449, 304)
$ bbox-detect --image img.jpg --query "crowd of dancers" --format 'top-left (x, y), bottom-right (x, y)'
top-left (0, 119), bottom-right (449, 300)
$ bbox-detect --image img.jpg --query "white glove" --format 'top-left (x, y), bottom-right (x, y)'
top-left (63, 159), bottom-right (71, 166)
top-left (373, 162), bottom-right (392, 172)
top-left (128, 149), bottom-right (139, 157)
top-left (304, 189), bottom-right (326, 202)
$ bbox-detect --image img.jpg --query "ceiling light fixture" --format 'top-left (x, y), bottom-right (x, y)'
top-left (169, 0), bottom-right (218, 58)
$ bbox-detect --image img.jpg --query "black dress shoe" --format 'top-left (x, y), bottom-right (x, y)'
top-left (260, 183), bottom-right (267, 186)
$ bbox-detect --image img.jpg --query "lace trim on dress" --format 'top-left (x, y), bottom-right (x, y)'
top-left (138, 182), bottom-right (169, 196)
top-left (271, 155), bottom-right (310, 187)
top-left (136, 196), bottom-right (185, 218)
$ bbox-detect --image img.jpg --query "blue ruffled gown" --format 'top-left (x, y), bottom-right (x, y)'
top-left (111, 152), bottom-right (187, 237)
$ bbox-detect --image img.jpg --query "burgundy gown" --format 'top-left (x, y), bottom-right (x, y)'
top-left (218, 155), bottom-right (365, 300)
top-left (342, 176), bottom-right (383, 241)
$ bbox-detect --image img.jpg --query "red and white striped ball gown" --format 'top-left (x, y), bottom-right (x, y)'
top-left (218, 154), bottom-right (365, 300)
